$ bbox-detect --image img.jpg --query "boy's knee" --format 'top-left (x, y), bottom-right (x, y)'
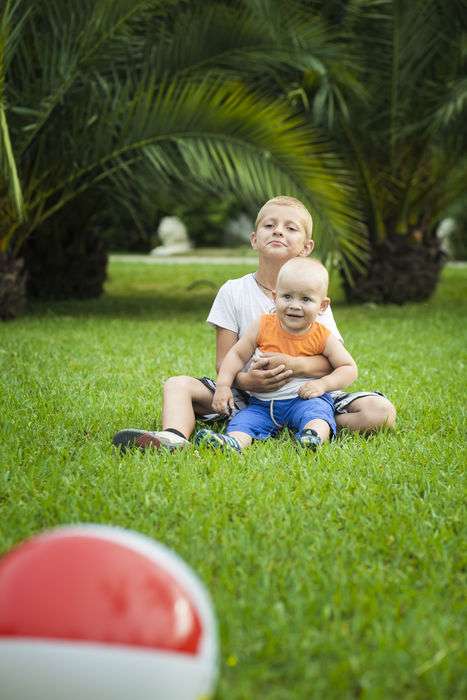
top-left (163, 375), bottom-right (197, 397)
top-left (361, 396), bottom-right (396, 430)
top-left (338, 395), bottom-right (396, 432)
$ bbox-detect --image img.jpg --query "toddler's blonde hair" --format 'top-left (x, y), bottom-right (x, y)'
top-left (277, 257), bottom-right (329, 296)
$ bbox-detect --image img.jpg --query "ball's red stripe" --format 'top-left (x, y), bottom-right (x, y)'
top-left (0, 536), bottom-right (202, 655)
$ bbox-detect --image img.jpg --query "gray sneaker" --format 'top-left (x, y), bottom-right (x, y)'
top-left (297, 428), bottom-right (322, 451)
top-left (194, 428), bottom-right (241, 453)
top-left (112, 429), bottom-right (189, 452)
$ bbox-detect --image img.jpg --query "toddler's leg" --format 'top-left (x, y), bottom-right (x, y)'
top-left (195, 429), bottom-right (250, 453)
top-left (195, 398), bottom-right (273, 453)
top-left (227, 431), bottom-right (253, 450)
top-left (304, 419), bottom-right (330, 443)
top-left (298, 419), bottom-right (330, 451)
top-left (287, 396), bottom-right (335, 452)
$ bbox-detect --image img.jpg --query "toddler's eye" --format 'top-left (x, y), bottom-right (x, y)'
top-left (303, 297), bottom-right (311, 303)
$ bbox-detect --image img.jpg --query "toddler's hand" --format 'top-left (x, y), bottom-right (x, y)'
top-left (298, 379), bottom-right (327, 399)
top-left (250, 351), bottom-right (270, 370)
top-left (257, 352), bottom-right (293, 371)
top-left (212, 386), bottom-right (235, 415)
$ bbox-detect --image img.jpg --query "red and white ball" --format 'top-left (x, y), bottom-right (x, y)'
top-left (0, 525), bottom-right (218, 699)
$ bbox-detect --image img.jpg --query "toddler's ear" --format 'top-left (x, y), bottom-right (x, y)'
top-left (320, 297), bottom-right (330, 313)
top-left (272, 290), bottom-right (277, 302)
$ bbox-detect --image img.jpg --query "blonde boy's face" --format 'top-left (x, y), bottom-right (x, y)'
top-left (250, 204), bottom-right (314, 260)
top-left (274, 268), bottom-right (329, 334)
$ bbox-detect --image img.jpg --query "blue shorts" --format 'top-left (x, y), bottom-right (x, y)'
top-left (197, 377), bottom-right (387, 420)
top-left (227, 394), bottom-right (336, 441)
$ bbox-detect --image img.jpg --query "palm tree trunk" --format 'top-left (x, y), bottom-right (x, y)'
top-left (0, 253), bottom-right (26, 319)
top-left (342, 228), bottom-right (445, 304)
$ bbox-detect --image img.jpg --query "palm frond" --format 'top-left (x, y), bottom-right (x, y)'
top-left (8, 0), bottom-right (165, 157)
top-left (431, 76), bottom-right (467, 133)
top-left (0, 0), bottom-right (26, 226)
top-left (320, 0), bottom-right (466, 243)
top-left (9, 76), bottom-right (363, 268)
top-left (3, 0), bottom-right (368, 270)
top-left (145, 0), bottom-right (364, 107)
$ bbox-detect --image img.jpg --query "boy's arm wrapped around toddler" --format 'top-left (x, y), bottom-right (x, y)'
top-left (251, 351), bottom-right (332, 377)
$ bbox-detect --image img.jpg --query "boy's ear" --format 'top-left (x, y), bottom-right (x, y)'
top-left (320, 296), bottom-right (330, 313)
top-left (299, 238), bottom-right (314, 257)
top-left (250, 231), bottom-right (258, 249)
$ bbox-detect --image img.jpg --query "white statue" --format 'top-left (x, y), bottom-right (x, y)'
top-left (436, 218), bottom-right (456, 257)
top-left (224, 213), bottom-right (253, 245)
top-left (151, 216), bottom-right (192, 256)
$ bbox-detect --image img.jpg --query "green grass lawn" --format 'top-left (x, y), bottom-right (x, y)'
top-left (1, 262), bottom-right (466, 699)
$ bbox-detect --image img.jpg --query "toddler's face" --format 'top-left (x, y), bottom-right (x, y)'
top-left (274, 271), bottom-right (328, 333)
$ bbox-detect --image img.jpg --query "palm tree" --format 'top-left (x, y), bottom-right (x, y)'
top-left (303, 0), bottom-right (467, 302)
top-left (0, 0), bottom-right (365, 318)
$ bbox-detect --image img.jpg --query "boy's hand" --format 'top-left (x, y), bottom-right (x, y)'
top-left (252, 351), bottom-right (295, 372)
top-left (298, 379), bottom-right (328, 399)
top-left (237, 361), bottom-right (292, 393)
top-left (212, 385), bottom-right (235, 415)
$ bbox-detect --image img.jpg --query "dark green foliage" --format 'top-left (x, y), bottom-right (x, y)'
top-left (1, 0), bottom-right (465, 310)
top-left (1, 0), bottom-right (362, 317)
top-left (299, 1), bottom-right (467, 300)
top-left (449, 209), bottom-right (467, 261)
top-left (101, 225), bottom-right (154, 254)
top-left (22, 226), bottom-right (107, 301)
top-left (450, 225), bottom-right (467, 261)
top-left (176, 195), bottom-right (240, 248)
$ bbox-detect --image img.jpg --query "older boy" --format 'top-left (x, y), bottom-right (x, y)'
top-left (113, 196), bottom-right (395, 451)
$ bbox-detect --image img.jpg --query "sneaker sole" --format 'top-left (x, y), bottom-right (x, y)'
top-left (112, 430), bottom-right (162, 452)
top-left (298, 439), bottom-right (320, 451)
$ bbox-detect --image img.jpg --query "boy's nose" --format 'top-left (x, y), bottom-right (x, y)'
top-left (272, 226), bottom-right (284, 236)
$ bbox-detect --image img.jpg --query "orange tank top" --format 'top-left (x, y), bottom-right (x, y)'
top-left (257, 313), bottom-right (330, 356)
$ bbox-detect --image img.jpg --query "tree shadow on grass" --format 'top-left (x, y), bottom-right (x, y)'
top-left (26, 291), bottom-right (216, 321)
top-left (25, 286), bottom-right (350, 321)
top-left (19, 263), bottom-right (464, 322)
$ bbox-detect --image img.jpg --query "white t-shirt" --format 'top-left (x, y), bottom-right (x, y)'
top-left (207, 272), bottom-right (343, 342)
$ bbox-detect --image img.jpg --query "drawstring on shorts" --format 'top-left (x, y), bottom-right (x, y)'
top-left (269, 400), bottom-right (283, 428)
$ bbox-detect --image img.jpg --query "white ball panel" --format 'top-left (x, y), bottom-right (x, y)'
top-left (0, 639), bottom-right (215, 700)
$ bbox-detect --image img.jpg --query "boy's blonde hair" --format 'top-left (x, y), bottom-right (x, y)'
top-left (255, 196), bottom-right (313, 240)
top-left (277, 257), bottom-right (329, 296)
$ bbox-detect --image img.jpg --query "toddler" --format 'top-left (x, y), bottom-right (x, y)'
top-left (195, 257), bottom-right (358, 452)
